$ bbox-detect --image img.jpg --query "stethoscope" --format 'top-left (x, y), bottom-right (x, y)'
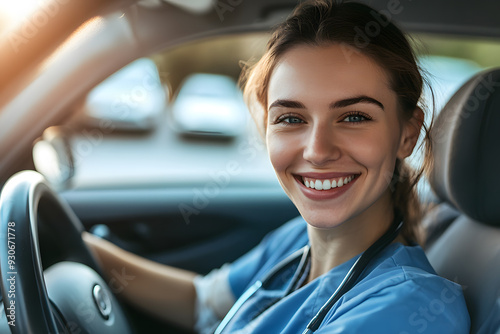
top-left (214, 216), bottom-right (404, 334)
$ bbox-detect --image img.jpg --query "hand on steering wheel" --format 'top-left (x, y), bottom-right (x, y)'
top-left (0, 171), bottom-right (133, 334)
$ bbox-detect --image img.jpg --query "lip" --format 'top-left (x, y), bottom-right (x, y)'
top-left (294, 173), bottom-right (359, 200)
top-left (298, 172), bottom-right (358, 179)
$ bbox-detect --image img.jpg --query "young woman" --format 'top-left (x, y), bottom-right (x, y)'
top-left (84, 1), bottom-right (470, 332)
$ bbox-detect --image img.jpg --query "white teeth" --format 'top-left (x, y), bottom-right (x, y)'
top-left (302, 175), bottom-right (357, 191)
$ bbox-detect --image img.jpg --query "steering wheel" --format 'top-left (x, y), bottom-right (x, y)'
top-left (0, 171), bottom-right (132, 334)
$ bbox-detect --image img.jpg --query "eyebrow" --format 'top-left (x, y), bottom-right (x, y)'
top-left (331, 96), bottom-right (384, 110)
top-left (268, 95), bottom-right (385, 111)
top-left (268, 99), bottom-right (305, 109)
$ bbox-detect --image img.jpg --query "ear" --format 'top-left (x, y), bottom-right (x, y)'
top-left (397, 107), bottom-right (424, 159)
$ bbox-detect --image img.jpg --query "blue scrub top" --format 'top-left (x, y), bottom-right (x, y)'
top-left (223, 217), bottom-right (470, 333)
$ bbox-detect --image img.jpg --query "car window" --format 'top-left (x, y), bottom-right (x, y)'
top-left (33, 32), bottom-right (500, 199)
top-left (408, 34), bottom-right (500, 199)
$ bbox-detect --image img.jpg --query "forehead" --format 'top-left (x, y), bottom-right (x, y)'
top-left (267, 44), bottom-right (395, 107)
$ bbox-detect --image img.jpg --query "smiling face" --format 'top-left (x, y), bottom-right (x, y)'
top-left (266, 44), bottom-right (418, 230)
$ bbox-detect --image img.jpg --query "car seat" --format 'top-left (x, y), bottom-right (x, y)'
top-left (424, 67), bottom-right (500, 334)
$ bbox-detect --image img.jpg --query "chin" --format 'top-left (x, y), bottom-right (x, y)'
top-left (299, 210), bottom-right (348, 230)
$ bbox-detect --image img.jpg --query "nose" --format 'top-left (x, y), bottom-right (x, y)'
top-left (303, 124), bottom-right (341, 166)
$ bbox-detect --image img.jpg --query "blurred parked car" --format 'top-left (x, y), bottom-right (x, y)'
top-left (171, 73), bottom-right (248, 138)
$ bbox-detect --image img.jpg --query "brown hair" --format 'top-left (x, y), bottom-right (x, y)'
top-left (240, 0), bottom-right (433, 244)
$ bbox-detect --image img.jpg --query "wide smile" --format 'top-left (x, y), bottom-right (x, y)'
top-left (302, 175), bottom-right (357, 190)
top-left (293, 173), bottom-right (360, 200)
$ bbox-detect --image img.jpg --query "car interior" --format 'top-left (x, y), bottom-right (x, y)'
top-left (424, 68), bottom-right (500, 333)
top-left (0, 0), bottom-right (499, 333)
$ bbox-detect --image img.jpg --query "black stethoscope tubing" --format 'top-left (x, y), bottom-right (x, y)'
top-left (302, 218), bottom-right (403, 333)
top-left (214, 217), bottom-right (404, 334)
top-left (214, 246), bottom-right (311, 334)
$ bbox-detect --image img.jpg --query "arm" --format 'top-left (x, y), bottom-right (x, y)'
top-left (82, 232), bottom-right (197, 331)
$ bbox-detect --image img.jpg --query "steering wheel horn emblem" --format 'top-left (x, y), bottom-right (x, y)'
top-left (93, 284), bottom-right (113, 320)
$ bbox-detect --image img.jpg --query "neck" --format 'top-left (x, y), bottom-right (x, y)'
top-left (306, 192), bottom-right (397, 283)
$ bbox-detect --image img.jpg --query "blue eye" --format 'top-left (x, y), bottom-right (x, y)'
top-left (284, 117), bottom-right (303, 124)
top-left (342, 112), bottom-right (371, 123)
top-left (345, 115), bottom-right (365, 122)
top-left (275, 115), bottom-right (304, 125)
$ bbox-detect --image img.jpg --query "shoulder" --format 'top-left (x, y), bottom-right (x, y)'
top-left (319, 244), bottom-right (470, 333)
top-left (362, 244), bottom-right (464, 298)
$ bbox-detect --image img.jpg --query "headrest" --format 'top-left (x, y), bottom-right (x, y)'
top-left (429, 68), bottom-right (500, 226)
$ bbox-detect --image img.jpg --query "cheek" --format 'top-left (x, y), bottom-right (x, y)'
top-left (348, 125), bottom-right (401, 174)
top-left (266, 131), bottom-right (303, 178)
top-left (266, 132), bottom-right (291, 174)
